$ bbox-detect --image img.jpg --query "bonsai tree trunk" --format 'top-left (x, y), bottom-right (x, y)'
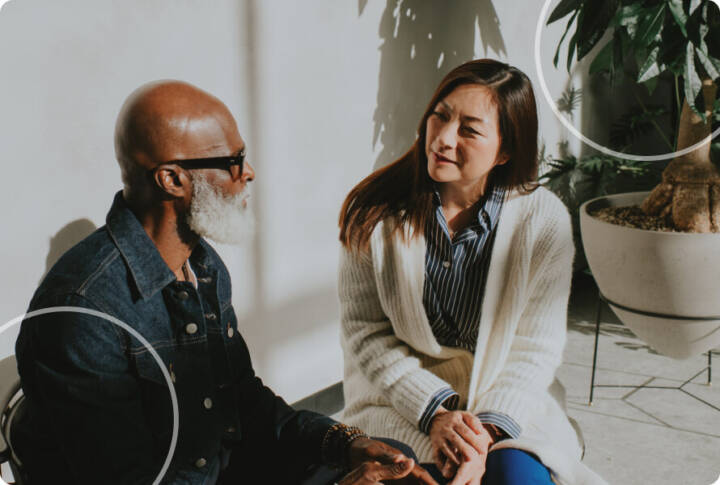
top-left (641, 79), bottom-right (719, 232)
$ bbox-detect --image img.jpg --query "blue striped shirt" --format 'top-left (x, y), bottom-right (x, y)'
top-left (418, 185), bottom-right (521, 440)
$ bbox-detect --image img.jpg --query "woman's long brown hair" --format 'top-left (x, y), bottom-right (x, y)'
top-left (339, 59), bottom-right (539, 250)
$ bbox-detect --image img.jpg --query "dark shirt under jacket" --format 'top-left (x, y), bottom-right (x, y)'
top-left (418, 185), bottom-right (522, 440)
top-left (14, 191), bottom-right (336, 485)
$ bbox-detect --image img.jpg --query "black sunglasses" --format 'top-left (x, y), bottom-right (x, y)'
top-left (153, 149), bottom-right (246, 180)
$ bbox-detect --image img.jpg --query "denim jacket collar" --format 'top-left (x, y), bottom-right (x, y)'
top-left (105, 191), bottom-right (215, 300)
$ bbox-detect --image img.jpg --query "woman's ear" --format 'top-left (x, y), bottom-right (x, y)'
top-left (495, 152), bottom-right (510, 166)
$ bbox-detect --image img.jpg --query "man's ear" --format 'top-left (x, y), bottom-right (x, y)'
top-left (153, 165), bottom-right (189, 198)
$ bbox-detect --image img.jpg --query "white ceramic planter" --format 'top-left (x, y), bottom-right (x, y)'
top-left (579, 192), bottom-right (720, 359)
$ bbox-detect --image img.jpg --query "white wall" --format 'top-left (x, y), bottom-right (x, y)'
top-left (0, 0), bottom-right (573, 402)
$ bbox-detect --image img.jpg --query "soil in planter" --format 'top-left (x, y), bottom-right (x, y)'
top-left (590, 205), bottom-right (678, 232)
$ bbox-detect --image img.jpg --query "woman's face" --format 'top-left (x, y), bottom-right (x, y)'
top-left (425, 84), bottom-right (508, 190)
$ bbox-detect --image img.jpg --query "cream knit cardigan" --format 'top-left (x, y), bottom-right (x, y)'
top-left (339, 187), bottom-right (607, 485)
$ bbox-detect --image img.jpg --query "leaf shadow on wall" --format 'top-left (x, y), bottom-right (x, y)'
top-left (363, 0), bottom-right (506, 170)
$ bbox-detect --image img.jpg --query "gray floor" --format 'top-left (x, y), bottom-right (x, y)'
top-left (296, 273), bottom-right (720, 485)
top-left (561, 274), bottom-right (720, 485)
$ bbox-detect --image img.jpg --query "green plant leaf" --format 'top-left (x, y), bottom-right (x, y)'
top-left (638, 46), bottom-right (663, 82)
top-left (667, 0), bottom-right (688, 37)
top-left (576, 0), bottom-right (619, 61)
top-left (609, 105), bottom-right (670, 150)
top-left (644, 75), bottom-right (659, 96)
top-left (696, 46), bottom-right (720, 80)
top-left (634, 4), bottom-right (666, 47)
top-left (659, 25), bottom-right (689, 75)
top-left (589, 40), bottom-right (614, 75)
top-left (614, 4), bottom-right (644, 36)
top-left (689, 0), bottom-right (703, 17)
top-left (685, 0), bottom-right (707, 45)
top-left (684, 43), bottom-right (704, 116)
top-left (567, 28), bottom-right (579, 72)
top-left (547, 0), bottom-right (582, 25)
top-left (553, 10), bottom-right (579, 68)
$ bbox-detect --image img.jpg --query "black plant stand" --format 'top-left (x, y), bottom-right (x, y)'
top-left (588, 291), bottom-right (719, 411)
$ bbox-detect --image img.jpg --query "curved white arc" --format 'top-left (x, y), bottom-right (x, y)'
top-left (535, 0), bottom-right (720, 163)
top-left (1, 306), bottom-right (179, 485)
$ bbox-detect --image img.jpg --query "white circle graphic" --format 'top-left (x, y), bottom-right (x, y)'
top-left (535, 0), bottom-right (720, 162)
top-left (0, 306), bottom-right (179, 485)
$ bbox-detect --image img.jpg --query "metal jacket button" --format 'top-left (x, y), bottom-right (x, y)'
top-left (178, 291), bottom-right (189, 300)
top-left (185, 323), bottom-right (198, 335)
top-left (205, 313), bottom-right (217, 321)
top-left (195, 458), bottom-right (207, 468)
top-left (203, 398), bottom-right (213, 410)
top-left (227, 325), bottom-right (234, 338)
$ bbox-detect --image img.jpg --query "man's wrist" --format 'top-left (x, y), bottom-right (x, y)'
top-left (321, 423), bottom-right (369, 470)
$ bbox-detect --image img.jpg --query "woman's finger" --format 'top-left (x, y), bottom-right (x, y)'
top-left (448, 461), bottom-right (472, 485)
top-left (433, 448), bottom-right (445, 470)
top-left (461, 412), bottom-right (484, 435)
top-left (453, 422), bottom-right (490, 455)
top-left (440, 441), bottom-right (461, 465)
top-left (447, 433), bottom-right (477, 462)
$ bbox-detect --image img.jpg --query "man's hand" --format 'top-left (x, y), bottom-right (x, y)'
top-left (337, 459), bottom-right (413, 485)
top-left (344, 437), bottom-right (438, 484)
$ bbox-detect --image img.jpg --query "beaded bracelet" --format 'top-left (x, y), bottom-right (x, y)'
top-left (321, 423), bottom-right (369, 470)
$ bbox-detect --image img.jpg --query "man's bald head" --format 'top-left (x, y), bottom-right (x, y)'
top-left (114, 80), bottom-right (243, 201)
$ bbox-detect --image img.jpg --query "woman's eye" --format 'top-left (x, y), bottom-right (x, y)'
top-left (462, 125), bottom-right (481, 135)
top-left (432, 110), bottom-right (448, 120)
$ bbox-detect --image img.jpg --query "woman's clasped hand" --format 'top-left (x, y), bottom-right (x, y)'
top-left (429, 408), bottom-right (495, 484)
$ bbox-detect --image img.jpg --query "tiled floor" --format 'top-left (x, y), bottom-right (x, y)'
top-left (560, 274), bottom-right (720, 485)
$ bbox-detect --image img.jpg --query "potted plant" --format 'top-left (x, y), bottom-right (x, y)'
top-left (548, 0), bottom-right (720, 358)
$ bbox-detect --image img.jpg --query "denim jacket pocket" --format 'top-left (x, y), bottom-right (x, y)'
top-left (132, 346), bottom-right (174, 386)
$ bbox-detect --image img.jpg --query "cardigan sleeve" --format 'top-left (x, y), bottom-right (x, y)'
top-left (469, 202), bottom-right (574, 431)
top-left (339, 244), bottom-right (456, 429)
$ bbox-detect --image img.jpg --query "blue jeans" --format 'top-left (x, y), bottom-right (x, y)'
top-left (422, 448), bottom-right (553, 485)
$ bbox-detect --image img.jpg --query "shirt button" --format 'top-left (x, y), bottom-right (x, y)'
top-left (227, 326), bottom-right (234, 338)
top-left (170, 371), bottom-right (177, 383)
top-left (203, 398), bottom-right (213, 410)
top-left (205, 313), bottom-right (217, 321)
top-left (199, 276), bottom-right (212, 284)
top-left (195, 458), bottom-right (207, 468)
top-left (185, 323), bottom-right (198, 335)
top-left (178, 291), bottom-right (189, 300)
top-left (442, 261), bottom-right (451, 268)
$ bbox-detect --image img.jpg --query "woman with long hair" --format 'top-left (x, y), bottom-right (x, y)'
top-left (337, 59), bottom-right (605, 485)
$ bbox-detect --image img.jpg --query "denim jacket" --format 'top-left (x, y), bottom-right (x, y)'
top-left (15, 192), bottom-right (335, 484)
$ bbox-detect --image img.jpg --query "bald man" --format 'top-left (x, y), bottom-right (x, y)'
top-left (14, 81), bottom-right (435, 485)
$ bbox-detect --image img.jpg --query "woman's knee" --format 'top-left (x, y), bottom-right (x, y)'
top-left (483, 448), bottom-right (552, 485)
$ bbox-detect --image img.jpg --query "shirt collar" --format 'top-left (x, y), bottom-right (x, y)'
top-left (105, 191), bottom-right (215, 300)
top-left (432, 184), bottom-right (506, 233)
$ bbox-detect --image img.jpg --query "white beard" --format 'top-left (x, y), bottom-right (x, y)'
top-left (186, 173), bottom-right (255, 246)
